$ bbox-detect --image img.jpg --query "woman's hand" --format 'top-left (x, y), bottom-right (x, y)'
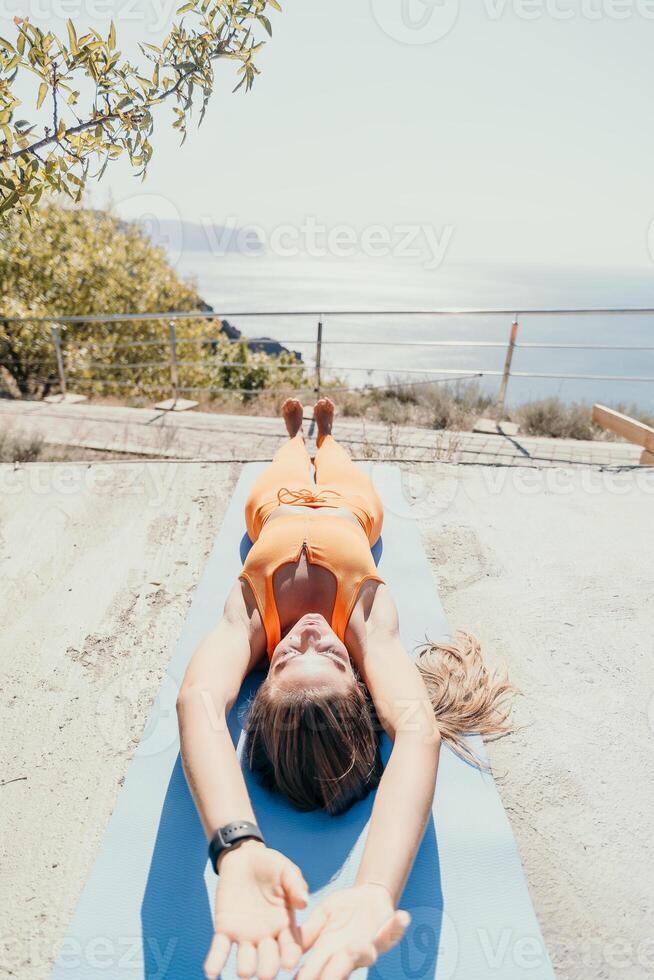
top-left (297, 884), bottom-right (410, 980)
top-left (204, 840), bottom-right (308, 980)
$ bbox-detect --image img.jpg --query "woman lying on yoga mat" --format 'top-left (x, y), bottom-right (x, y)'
top-left (177, 397), bottom-right (515, 980)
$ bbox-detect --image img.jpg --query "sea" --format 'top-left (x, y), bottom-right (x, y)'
top-left (173, 252), bottom-right (654, 412)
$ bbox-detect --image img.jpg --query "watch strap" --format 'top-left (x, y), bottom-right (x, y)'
top-left (208, 820), bottom-right (264, 873)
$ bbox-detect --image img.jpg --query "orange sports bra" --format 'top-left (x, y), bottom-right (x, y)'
top-left (239, 511), bottom-right (384, 658)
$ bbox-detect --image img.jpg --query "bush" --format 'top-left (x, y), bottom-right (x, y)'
top-left (0, 203), bottom-right (308, 402)
top-left (321, 379), bottom-right (495, 430)
top-left (372, 379), bottom-right (494, 430)
top-left (514, 399), bottom-right (596, 440)
top-left (0, 427), bottom-right (44, 462)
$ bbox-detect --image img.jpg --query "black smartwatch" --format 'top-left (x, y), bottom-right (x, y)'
top-left (208, 820), bottom-right (264, 874)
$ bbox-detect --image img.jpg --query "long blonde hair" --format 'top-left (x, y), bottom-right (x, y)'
top-left (415, 630), bottom-right (518, 767)
top-left (245, 630), bottom-right (517, 813)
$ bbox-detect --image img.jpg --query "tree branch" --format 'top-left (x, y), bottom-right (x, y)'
top-left (1, 58), bottom-right (205, 162)
top-left (52, 66), bottom-right (59, 135)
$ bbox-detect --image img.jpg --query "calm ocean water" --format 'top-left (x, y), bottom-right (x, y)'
top-left (174, 253), bottom-right (654, 411)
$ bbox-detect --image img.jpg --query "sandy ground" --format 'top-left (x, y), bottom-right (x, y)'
top-left (1, 459), bottom-right (653, 979)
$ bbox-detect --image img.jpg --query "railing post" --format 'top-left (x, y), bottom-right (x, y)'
top-left (497, 315), bottom-right (518, 415)
top-left (314, 318), bottom-right (323, 398)
top-left (50, 324), bottom-right (67, 397)
top-left (168, 320), bottom-right (178, 404)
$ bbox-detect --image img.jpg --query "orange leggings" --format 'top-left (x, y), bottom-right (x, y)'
top-left (244, 433), bottom-right (384, 545)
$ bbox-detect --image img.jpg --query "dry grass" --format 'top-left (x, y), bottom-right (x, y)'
top-left (513, 399), bottom-right (597, 440)
top-left (5, 381), bottom-right (653, 451)
top-left (513, 398), bottom-right (654, 441)
top-left (0, 427), bottom-right (45, 463)
top-left (175, 381), bottom-right (652, 444)
top-left (338, 385), bottom-right (654, 442)
top-left (0, 426), bottom-right (147, 463)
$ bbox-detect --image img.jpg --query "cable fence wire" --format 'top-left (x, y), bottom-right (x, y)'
top-left (72, 379), bottom-right (317, 394)
top-left (64, 335), bottom-right (312, 351)
top-left (58, 358), bottom-right (309, 372)
top-left (40, 374), bottom-right (485, 396)
top-left (3, 308), bottom-right (654, 406)
top-left (6, 306), bottom-right (654, 323)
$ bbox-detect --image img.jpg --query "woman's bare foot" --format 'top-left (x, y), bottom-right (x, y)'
top-left (313, 397), bottom-right (335, 438)
top-left (281, 397), bottom-right (304, 437)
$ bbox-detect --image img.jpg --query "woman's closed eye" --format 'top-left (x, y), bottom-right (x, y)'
top-left (313, 647), bottom-right (348, 670)
top-left (276, 649), bottom-right (301, 667)
top-left (276, 647), bottom-right (345, 670)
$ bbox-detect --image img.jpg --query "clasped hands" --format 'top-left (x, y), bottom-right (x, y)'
top-left (204, 840), bottom-right (409, 980)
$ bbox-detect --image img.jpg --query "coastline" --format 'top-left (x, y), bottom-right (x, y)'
top-left (174, 252), bottom-right (654, 412)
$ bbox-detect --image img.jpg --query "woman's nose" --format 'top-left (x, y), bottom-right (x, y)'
top-left (297, 623), bottom-right (322, 646)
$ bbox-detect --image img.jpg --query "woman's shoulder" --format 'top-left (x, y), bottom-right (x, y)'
top-left (224, 579), bottom-right (268, 663)
top-left (364, 582), bottom-right (399, 635)
top-left (345, 580), bottom-right (394, 652)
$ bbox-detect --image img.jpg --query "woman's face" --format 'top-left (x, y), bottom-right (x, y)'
top-left (269, 614), bottom-right (354, 693)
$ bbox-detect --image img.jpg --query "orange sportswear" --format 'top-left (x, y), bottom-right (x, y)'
top-left (239, 433), bottom-right (384, 657)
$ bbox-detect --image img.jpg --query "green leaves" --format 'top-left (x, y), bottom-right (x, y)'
top-left (36, 81), bottom-right (48, 110)
top-left (1, 202), bottom-right (306, 402)
top-left (0, 0), bottom-right (282, 220)
top-left (66, 18), bottom-right (78, 55)
top-left (0, 188), bottom-right (18, 212)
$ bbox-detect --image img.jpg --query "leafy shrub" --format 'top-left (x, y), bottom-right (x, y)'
top-left (0, 427), bottom-right (44, 462)
top-left (0, 204), bottom-right (307, 402)
top-left (514, 399), bottom-right (595, 440)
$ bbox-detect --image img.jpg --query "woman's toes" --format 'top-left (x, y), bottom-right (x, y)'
top-left (313, 398), bottom-right (335, 432)
top-left (281, 398), bottom-right (304, 436)
top-left (282, 397), bottom-right (301, 414)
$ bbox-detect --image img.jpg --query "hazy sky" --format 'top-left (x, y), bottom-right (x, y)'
top-left (7, 0), bottom-right (654, 269)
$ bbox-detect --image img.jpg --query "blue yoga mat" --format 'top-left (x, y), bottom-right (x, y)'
top-left (50, 463), bottom-right (554, 980)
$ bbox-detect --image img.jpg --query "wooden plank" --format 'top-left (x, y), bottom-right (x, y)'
top-left (592, 404), bottom-right (654, 453)
top-left (44, 392), bottom-right (87, 404)
top-left (640, 449), bottom-right (654, 465)
top-left (153, 398), bottom-right (199, 412)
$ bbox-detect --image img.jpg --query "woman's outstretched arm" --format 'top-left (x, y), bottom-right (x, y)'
top-left (298, 586), bottom-right (441, 980)
top-left (177, 582), bottom-right (309, 980)
top-left (177, 582), bottom-right (260, 836)
top-left (353, 585), bottom-right (441, 901)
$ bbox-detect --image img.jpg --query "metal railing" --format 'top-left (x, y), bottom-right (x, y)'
top-left (2, 308), bottom-right (654, 411)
